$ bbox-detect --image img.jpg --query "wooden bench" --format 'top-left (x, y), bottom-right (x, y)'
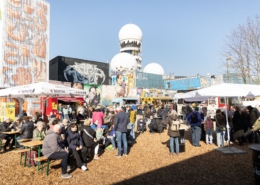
top-left (34, 156), bottom-right (50, 175)
top-left (11, 149), bottom-right (30, 167)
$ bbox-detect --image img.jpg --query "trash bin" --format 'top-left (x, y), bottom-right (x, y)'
top-left (248, 144), bottom-right (260, 185)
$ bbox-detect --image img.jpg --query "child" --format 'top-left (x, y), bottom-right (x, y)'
top-left (107, 123), bottom-right (116, 150)
top-left (67, 123), bottom-right (88, 171)
top-left (204, 115), bottom-right (214, 144)
top-left (137, 114), bottom-right (146, 133)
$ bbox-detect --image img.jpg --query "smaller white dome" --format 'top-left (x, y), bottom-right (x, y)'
top-left (110, 53), bottom-right (137, 73)
top-left (119, 24), bottom-right (142, 42)
top-left (143, 63), bottom-right (164, 75)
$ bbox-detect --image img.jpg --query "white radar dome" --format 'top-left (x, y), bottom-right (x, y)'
top-left (143, 63), bottom-right (165, 75)
top-left (119, 24), bottom-right (142, 43)
top-left (110, 53), bottom-right (137, 72)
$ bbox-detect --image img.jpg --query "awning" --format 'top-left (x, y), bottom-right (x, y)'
top-left (153, 97), bottom-right (173, 100)
top-left (58, 97), bottom-right (84, 103)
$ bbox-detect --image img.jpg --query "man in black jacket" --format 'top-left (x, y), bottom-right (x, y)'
top-left (114, 107), bottom-right (129, 158)
top-left (0, 117), bottom-right (16, 151)
top-left (16, 116), bottom-right (34, 147)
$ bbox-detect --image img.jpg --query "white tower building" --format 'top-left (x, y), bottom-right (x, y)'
top-left (118, 24), bottom-right (142, 71)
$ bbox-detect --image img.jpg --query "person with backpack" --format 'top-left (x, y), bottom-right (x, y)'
top-left (187, 107), bottom-right (202, 147)
top-left (166, 110), bottom-right (180, 156)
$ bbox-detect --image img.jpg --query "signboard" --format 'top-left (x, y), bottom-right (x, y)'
top-left (6, 102), bottom-right (15, 121)
top-left (0, 102), bottom-right (6, 122)
top-left (0, 102), bottom-right (15, 121)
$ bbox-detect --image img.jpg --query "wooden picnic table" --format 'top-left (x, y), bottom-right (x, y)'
top-left (2, 130), bottom-right (20, 149)
top-left (22, 140), bottom-right (43, 169)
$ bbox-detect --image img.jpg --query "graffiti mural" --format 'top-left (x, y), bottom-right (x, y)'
top-left (111, 72), bottom-right (136, 97)
top-left (64, 63), bottom-right (106, 84)
top-left (0, 0), bottom-right (50, 87)
top-left (84, 84), bottom-right (102, 107)
top-left (49, 56), bottom-right (110, 86)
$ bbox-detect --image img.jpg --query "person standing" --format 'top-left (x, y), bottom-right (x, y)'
top-left (187, 107), bottom-right (202, 147)
top-left (233, 107), bottom-right (245, 145)
top-left (204, 115), bottom-right (213, 145)
top-left (128, 108), bottom-right (136, 142)
top-left (215, 109), bottom-right (226, 147)
top-left (166, 110), bottom-right (180, 156)
top-left (114, 107), bottom-right (129, 158)
top-left (247, 105), bottom-right (259, 143)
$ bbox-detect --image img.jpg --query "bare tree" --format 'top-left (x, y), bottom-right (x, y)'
top-left (221, 15), bottom-right (260, 84)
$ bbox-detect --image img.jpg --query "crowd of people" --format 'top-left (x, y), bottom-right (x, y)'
top-left (0, 101), bottom-right (260, 179)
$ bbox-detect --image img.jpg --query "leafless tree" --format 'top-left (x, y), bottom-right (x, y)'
top-left (221, 15), bottom-right (260, 84)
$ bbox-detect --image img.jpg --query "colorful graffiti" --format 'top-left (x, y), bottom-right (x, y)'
top-left (84, 84), bottom-right (102, 107)
top-left (111, 72), bottom-right (136, 97)
top-left (0, 0), bottom-right (50, 87)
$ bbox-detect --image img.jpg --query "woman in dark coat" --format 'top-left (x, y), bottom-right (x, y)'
top-left (233, 107), bottom-right (245, 145)
top-left (166, 110), bottom-right (180, 156)
top-left (81, 119), bottom-right (100, 160)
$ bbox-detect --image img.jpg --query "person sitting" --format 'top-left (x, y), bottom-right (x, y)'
top-left (106, 122), bottom-right (116, 150)
top-left (67, 123), bottom-right (88, 171)
top-left (42, 124), bottom-right (72, 179)
top-left (0, 117), bottom-right (16, 151)
top-left (137, 114), bottom-right (146, 133)
top-left (33, 121), bottom-right (46, 140)
top-left (17, 116), bottom-right (34, 147)
top-left (81, 119), bottom-right (100, 160)
top-left (13, 117), bottom-right (22, 130)
top-left (148, 115), bottom-right (156, 134)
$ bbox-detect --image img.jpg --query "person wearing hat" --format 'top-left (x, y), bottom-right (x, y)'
top-left (187, 107), bottom-right (202, 147)
top-left (0, 117), bottom-right (15, 151)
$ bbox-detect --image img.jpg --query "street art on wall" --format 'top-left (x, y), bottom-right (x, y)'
top-left (49, 56), bottom-right (110, 86)
top-left (64, 63), bottom-right (106, 85)
top-left (84, 84), bottom-right (102, 107)
top-left (141, 88), bottom-right (176, 98)
top-left (111, 72), bottom-right (136, 97)
top-left (101, 85), bottom-right (139, 106)
top-left (0, 0), bottom-right (50, 87)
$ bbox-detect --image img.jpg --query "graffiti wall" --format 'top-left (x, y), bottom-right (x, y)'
top-left (141, 88), bottom-right (176, 98)
top-left (0, 0), bottom-right (50, 87)
top-left (49, 56), bottom-right (109, 87)
top-left (111, 72), bottom-right (136, 97)
top-left (84, 84), bottom-right (102, 107)
top-left (101, 85), bottom-right (140, 106)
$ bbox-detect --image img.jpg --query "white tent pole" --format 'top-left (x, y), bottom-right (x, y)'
top-left (225, 97), bottom-right (230, 148)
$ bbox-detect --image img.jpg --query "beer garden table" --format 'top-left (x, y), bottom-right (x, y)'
top-left (21, 140), bottom-right (43, 170)
top-left (2, 130), bottom-right (20, 149)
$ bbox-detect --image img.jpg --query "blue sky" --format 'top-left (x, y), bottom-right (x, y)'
top-left (47, 0), bottom-right (260, 76)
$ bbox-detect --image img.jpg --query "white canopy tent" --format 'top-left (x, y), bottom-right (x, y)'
top-left (0, 82), bottom-right (87, 98)
top-left (0, 82), bottom-right (88, 116)
top-left (173, 83), bottom-right (260, 147)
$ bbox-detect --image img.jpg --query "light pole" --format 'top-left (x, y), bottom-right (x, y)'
top-left (226, 57), bottom-right (232, 83)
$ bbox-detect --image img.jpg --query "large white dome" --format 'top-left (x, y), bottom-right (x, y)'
top-left (143, 63), bottom-right (164, 75)
top-left (110, 53), bottom-right (137, 72)
top-left (119, 24), bottom-right (142, 43)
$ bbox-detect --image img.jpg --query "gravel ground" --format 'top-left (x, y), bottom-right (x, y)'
top-left (0, 130), bottom-right (255, 185)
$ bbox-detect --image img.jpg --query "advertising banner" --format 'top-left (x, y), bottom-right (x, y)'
top-left (0, 102), bottom-right (6, 122)
top-left (6, 102), bottom-right (15, 121)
